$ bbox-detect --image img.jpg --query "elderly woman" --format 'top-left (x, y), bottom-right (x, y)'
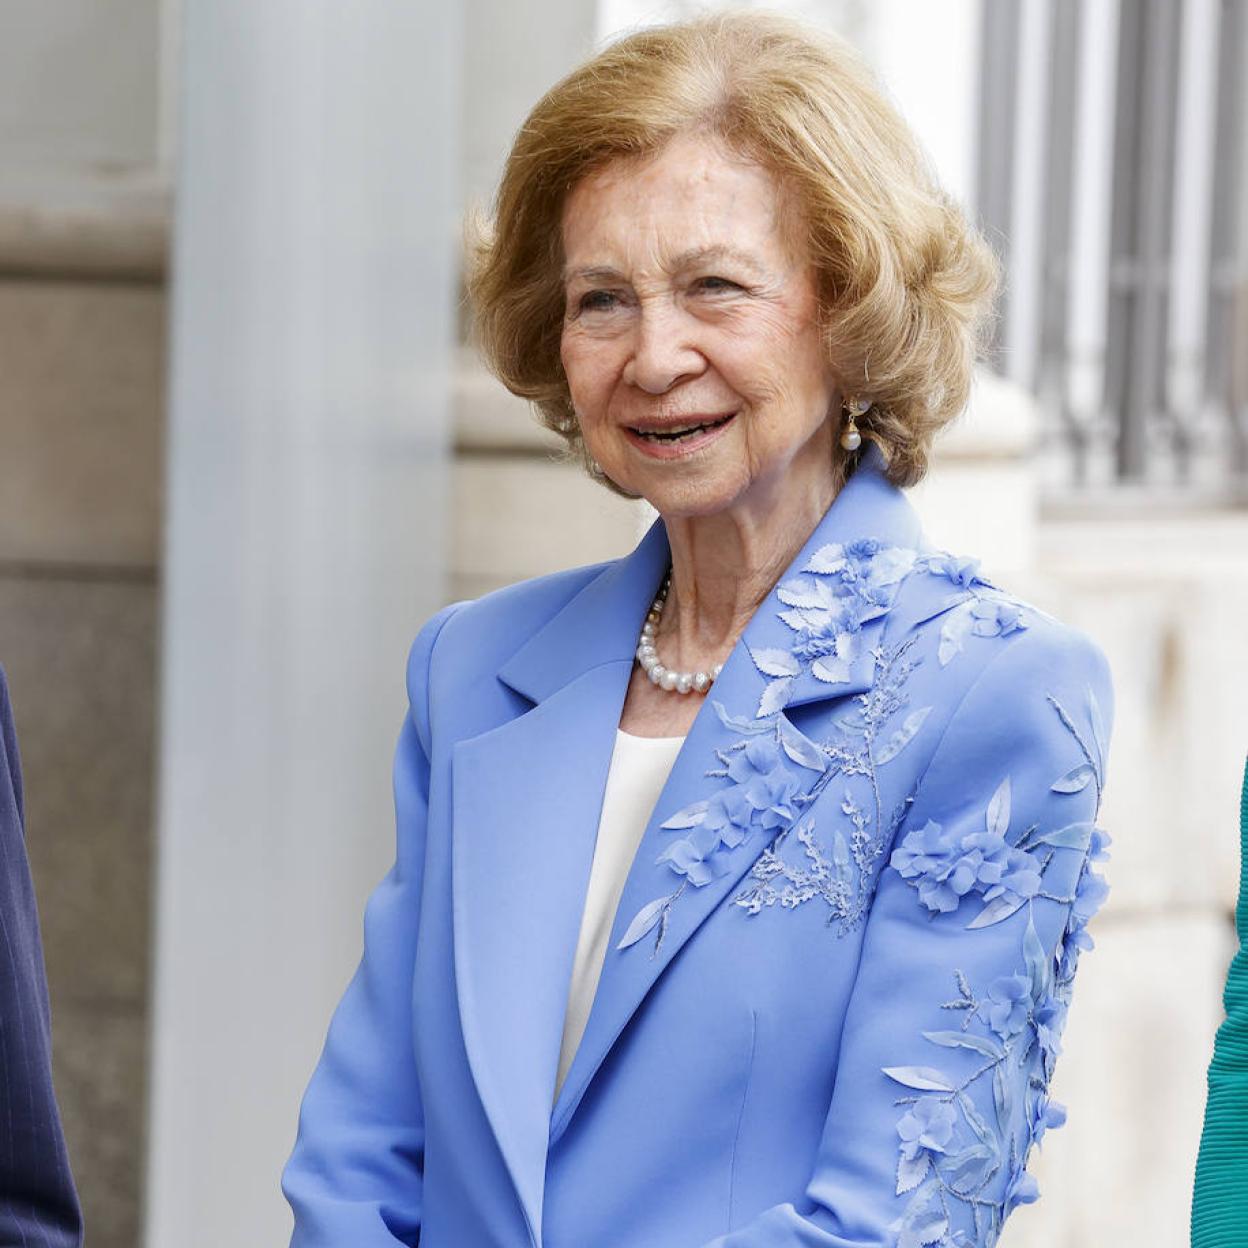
top-left (282, 12), bottom-right (1116, 1247)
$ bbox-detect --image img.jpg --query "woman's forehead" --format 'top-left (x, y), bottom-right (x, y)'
top-left (560, 138), bottom-right (803, 278)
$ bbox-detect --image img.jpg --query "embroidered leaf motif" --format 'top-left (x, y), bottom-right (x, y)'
top-left (883, 1065), bottom-right (957, 1092)
top-left (966, 893), bottom-right (1027, 930)
top-left (894, 1182), bottom-right (948, 1247)
top-left (874, 706), bottom-right (933, 766)
top-left (1051, 763), bottom-right (1095, 793)
top-left (804, 542), bottom-right (850, 574)
top-left (986, 777), bottom-right (1011, 838)
top-left (832, 829), bottom-right (852, 881)
top-left (776, 577), bottom-right (832, 609)
top-left (896, 1151), bottom-right (931, 1196)
top-left (1046, 692), bottom-right (1103, 807)
top-left (1022, 912), bottom-right (1048, 999)
top-left (921, 1029), bottom-right (1005, 1061)
top-left (1034, 821), bottom-right (1094, 851)
top-left (942, 1143), bottom-right (996, 1194)
top-left (937, 603), bottom-right (975, 666)
top-left (993, 1063), bottom-right (1011, 1122)
top-left (658, 800), bottom-right (708, 831)
top-left (710, 699), bottom-right (771, 736)
top-left (955, 1090), bottom-right (998, 1150)
top-left (616, 896), bottom-right (668, 950)
top-left (776, 715), bottom-right (827, 772)
top-left (811, 648), bottom-right (854, 683)
top-left (750, 646), bottom-right (800, 679)
top-left (757, 677), bottom-right (794, 717)
top-left (777, 607), bottom-right (812, 633)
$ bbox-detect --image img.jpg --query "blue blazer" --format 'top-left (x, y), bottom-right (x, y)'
top-left (0, 665), bottom-right (83, 1246)
top-left (283, 442), bottom-right (1115, 1248)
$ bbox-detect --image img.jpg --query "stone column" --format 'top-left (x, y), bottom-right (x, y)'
top-left (144, 4), bottom-right (462, 1244)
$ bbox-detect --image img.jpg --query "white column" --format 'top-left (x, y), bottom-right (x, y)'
top-left (1169, 0), bottom-right (1222, 479)
top-left (1066, 0), bottom-right (1121, 481)
top-left (1005, 0), bottom-right (1053, 394)
top-left (145, 3), bottom-right (462, 1244)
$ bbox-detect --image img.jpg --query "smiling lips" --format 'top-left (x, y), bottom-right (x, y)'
top-left (627, 412), bottom-right (736, 442)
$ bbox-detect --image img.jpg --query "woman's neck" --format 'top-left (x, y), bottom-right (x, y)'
top-left (656, 465), bottom-right (842, 675)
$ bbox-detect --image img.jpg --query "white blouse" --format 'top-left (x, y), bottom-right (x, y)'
top-left (553, 727), bottom-right (687, 1104)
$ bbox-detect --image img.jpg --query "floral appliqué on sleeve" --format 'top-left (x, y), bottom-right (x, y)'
top-left (916, 552), bottom-right (1029, 666)
top-left (882, 686), bottom-right (1111, 1248)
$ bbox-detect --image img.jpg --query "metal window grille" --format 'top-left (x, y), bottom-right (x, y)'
top-left (976, 0), bottom-right (1248, 499)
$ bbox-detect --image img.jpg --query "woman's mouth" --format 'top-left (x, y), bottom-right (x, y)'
top-left (624, 412), bottom-right (737, 458)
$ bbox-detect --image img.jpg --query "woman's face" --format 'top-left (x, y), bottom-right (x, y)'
top-left (559, 131), bottom-right (841, 521)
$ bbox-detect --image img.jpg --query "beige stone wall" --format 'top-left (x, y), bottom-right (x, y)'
top-left (1008, 507), bottom-right (1248, 1246)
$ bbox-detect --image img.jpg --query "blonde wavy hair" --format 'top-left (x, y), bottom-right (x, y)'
top-left (463, 9), bottom-right (1002, 495)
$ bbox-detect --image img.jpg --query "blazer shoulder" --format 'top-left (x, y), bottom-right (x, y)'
top-left (434, 557), bottom-right (613, 657)
top-left (891, 549), bottom-right (1112, 678)
top-left (881, 551), bottom-right (1115, 754)
top-left (404, 556), bottom-right (618, 719)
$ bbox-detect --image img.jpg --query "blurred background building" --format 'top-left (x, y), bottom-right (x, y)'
top-left (0, 0), bottom-right (1244, 1244)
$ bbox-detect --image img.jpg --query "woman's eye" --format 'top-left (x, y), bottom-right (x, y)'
top-left (577, 290), bottom-right (618, 313)
top-left (694, 275), bottom-right (740, 293)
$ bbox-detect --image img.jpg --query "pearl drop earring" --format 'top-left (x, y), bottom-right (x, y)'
top-left (841, 395), bottom-right (869, 451)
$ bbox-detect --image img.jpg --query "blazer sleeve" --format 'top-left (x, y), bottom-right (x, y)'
top-left (700, 623), bottom-right (1115, 1248)
top-left (0, 665), bottom-right (84, 1247)
top-left (282, 601), bottom-right (463, 1247)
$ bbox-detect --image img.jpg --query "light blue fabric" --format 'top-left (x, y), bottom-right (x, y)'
top-left (282, 442), bottom-right (1115, 1248)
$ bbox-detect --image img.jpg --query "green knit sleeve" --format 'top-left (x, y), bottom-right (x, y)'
top-left (1192, 753), bottom-right (1248, 1247)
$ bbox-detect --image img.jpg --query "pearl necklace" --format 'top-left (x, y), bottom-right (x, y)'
top-left (636, 571), bottom-right (724, 695)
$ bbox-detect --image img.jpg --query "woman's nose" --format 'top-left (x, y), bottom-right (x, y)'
top-left (622, 302), bottom-right (705, 394)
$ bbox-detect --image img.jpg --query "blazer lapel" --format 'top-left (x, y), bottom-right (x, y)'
top-left (451, 442), bottom-right (926, 1240)
top-left (451, 518), bottom-right (669, 1244)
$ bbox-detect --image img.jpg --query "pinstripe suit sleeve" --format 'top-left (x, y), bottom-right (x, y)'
top-left (0, 663), bottom-right (83, 1246)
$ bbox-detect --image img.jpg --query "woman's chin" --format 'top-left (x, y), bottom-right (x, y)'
top-left (631, 472), bottom-right (748, 521)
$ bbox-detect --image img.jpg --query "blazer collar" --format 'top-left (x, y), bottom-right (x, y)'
top-left (451, 442), bottom-right (925, 1245)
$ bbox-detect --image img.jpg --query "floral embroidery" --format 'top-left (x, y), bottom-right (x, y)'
top-left (883, 687), bottom-right (1112, 1248)
top-left (918, 552), bottom-right (988, 588)
top-left (615, 706), bottom-right (831, 954)
top-left (653, 733), bottom-right (809, 887)
top-left (755, 538), bottom-right (918, 716)
top-left (897, 1096), bottom-right (959, 1178)
top-left (615, 539), bottom-right (1049, 962)
top-left (617, 537), bottom-right (929, 957)
top-left (889, 778), bottom-right (1043, 927)
top-left (732, 634), bottom-right (927, 930)
top-left (915, 551), bottom-right (1031, 668)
